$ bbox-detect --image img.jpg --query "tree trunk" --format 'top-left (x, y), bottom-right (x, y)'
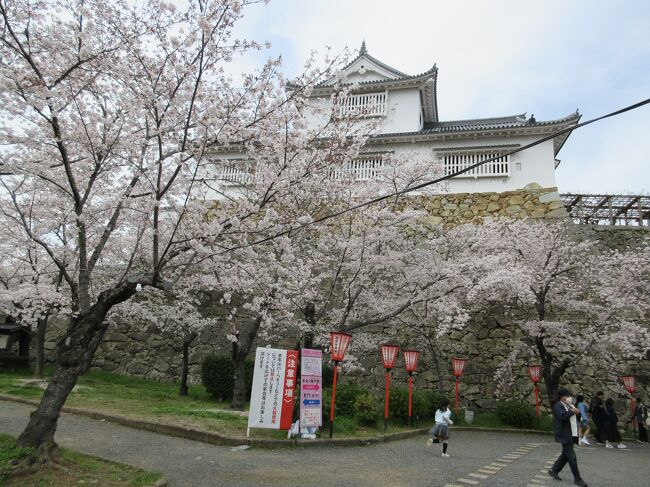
top-left (230, 315), bottom-right (263, 410)
top-left (34, 315), bottom-right (49, 378)
top-left (16, 281), bottom-right (137, 459)
top-left (16, 363), bottom-right (80, 453)
top-left (179, 333), bottom-right (197, 397)
top-left (231, 355), bottom-right (247, 410)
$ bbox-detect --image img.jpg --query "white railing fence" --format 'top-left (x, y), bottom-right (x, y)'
top-left (337, 92), bottom-right (387, 117)
top-left (442, 152), bottom-right (510, 178)
top-left (329, 157), bottom-right (384, 181)
top-left (216, 163), bottom-right (252, 185)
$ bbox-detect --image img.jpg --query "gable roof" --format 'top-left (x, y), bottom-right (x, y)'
top-left (316, 41), bottom-right (436, 87)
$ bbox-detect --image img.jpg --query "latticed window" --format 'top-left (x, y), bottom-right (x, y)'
top-left (329, 156), bottom-right (384, 181)
top-left (337, 92), bottom-right (387, 117)
top-left (442, 152), bottom-right (510, 178)
top-left (215, 162), bottom-right (253, 185)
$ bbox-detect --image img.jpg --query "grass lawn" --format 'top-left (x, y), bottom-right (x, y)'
top-left (0, 367), bottom-right (571, 441)
top-left (0, 433), bottom-right (161, 487)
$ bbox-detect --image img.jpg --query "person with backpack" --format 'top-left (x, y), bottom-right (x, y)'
top-left (634, 397), bottom-right (648, 443)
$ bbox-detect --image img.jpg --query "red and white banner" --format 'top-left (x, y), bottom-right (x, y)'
top-left (248, 347), bottom-right (298, 430)
top-left (300, 348), bottom-right (323, 427)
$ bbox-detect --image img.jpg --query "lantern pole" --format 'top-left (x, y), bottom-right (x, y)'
top-left (329, 360), bottom-right (339, 439)
top-left (408, 372), bottom-right (413, 427)
top-left (402, 350), bottom-right (419, 428)
top-left (451, 358), bottom-right (466, 416)
top-left (328, 331), bottom-right (351, 439)
top-left (384, 368), bottom-right (391, 432)
top-left (622, 376), bottom-right (637, 438)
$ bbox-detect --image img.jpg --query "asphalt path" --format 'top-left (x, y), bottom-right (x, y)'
top-left (1, 400), bottom-right (649, 486)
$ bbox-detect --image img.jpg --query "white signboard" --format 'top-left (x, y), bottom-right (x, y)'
top-left (0, 335), bottom-right (8, 350)
top-left (248, 347), bottom-right (298, 431)
top-left (300, 349), bottom-right (323, 427)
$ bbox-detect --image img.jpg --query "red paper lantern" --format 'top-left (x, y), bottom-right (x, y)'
top-left (528, 365), bottom-right (541, 383)
top-left (380, 344), bottom-right (400, 370)
top-left (403, 350), bottom-right (420, 373)
top-left (528, 365), bottom-right (542, 417)
top-left (451, 357), bottom-right (466, 378)
top-left (622, 375), bottom-right (637, 394)
top-left (403, 350), bottom-right (420, 427)
top-left (622, 375), bottom-right (638, 435)
top-left (330, 331), bottom-right (352, 362)
top-left (328, 331), bottom-right (352, 439)
top-left (451, 357), bottom-right (467, 414)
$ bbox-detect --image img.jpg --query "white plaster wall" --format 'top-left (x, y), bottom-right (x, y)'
top-left (301, 87), bottom-right (422, 135)
top-left (384, 89), bottom-right (422, 133)
top-left (380, 135), bottom-right (558, 194)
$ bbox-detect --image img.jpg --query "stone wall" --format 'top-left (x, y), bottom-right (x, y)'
top-left (400, 184), bottom-right (567, 225)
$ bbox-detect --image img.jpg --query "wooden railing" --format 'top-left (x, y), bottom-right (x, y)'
top-left (337, 92), bottom-right (386, 117)
top-left (216, 164), bottom-right (252, 185)
top-left (329, 157), bottom-right (384, 181)
top-left (442, 152), bottom-right (510, 178)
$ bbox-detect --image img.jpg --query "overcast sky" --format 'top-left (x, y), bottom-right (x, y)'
top-left (228, 0), bottom-right (649, 195)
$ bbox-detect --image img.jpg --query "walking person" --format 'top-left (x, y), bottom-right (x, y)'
top-left (603, 398), bottom-right (627, 449)
top-left (427, 398), bottom-right (454, 457)
top-left (576, 395), bottom-right (591, 445)
top-left (634, 397), bottom-right (648, 443)
top-left (548, 388), bottom-right (588, 487)
top-left (590, 391), bottom-right (605, 445)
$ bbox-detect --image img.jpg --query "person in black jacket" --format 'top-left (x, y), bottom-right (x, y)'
top-left (590, 391), bottom-right (605, 444)
top-left (548, 388), bottom-right (588, 487)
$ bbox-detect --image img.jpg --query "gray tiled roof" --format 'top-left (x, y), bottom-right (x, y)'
top-left (417, 112), bottom-right (580, 134)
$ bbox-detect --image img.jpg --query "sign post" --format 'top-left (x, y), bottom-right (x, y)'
top-left (300, 349), bottom-right (322, 435)
top-left (247, 347), bottom-right (298, 436)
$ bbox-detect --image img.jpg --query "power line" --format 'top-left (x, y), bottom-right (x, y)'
top-left (219, 97), bottom-right (650, 253)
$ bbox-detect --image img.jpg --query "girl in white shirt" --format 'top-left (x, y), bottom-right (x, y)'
top-left (428, 398), bottom-right (454, 457)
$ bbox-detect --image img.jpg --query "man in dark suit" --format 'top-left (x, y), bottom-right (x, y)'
top-left (548, 388), bottom-right (588, 487)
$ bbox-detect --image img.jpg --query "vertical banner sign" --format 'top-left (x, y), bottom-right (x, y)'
top-left (248, 347), bottom-right (298, 431)
top-left (300, 349), bottom-right (323, 427)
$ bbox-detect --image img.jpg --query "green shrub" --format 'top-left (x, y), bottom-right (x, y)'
top-left (200, 354), bottom-right (254, 401)
top-left (385, 386), bottom-right (441, 424)
top-left (496, 401), bottom-right (534, 428)
top-left (354, 392), bottom-right (380, 426)
top-left (334, 383), bottom-right (364, 417)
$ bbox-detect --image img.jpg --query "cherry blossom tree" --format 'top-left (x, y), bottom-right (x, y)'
top-left (469, 219), bottom-right (650, 406)
top-left (0, 217), bottom-right (68, 377)
top-left (0, 0), bottom-right (363, 466)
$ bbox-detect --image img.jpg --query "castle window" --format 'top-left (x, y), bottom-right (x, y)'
top-left (337, 92), bottom-right (386, 117)
top-left (441, 151), bottom-right (510, 178)
top-left (329, 156), bottom-right (384, 181)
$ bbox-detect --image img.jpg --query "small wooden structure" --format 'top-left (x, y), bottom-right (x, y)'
top-left (0, 319), bottom-right (31, 368)
top-left (561, 194), bottom-right (650, 226)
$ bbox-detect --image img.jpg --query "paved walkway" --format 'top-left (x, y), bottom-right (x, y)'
top-left (1, 400), bottom-right (648, 486)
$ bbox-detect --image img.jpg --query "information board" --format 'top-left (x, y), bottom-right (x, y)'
top-left (248, 347), bottom-right (298, 431)
top-left (300, 348), bottom-right (322, 427)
